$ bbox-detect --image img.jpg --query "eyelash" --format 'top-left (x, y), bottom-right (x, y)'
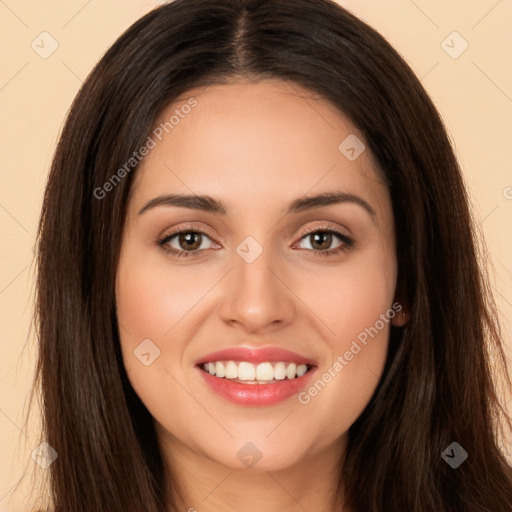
top-left (156, 225), bottom-right (354, 259)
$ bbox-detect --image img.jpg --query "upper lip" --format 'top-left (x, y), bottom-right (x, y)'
top-left (196, 346), bottom-right (317, 366)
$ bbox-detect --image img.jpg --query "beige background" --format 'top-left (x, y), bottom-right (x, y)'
top-left (1, 0), bottom-right (511, 509)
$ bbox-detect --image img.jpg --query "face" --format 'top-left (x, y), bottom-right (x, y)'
top-left (115, 79), bottom-right (404, 474)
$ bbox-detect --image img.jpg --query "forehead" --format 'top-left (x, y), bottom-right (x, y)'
top-left (130, 79), bottom-right (389, 220)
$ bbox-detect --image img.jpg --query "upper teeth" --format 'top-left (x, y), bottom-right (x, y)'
top-left (202, 361), bottom-right (309, 382)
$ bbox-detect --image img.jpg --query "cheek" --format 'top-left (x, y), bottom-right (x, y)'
top-left (114, 235), bottom-right (398, 462)
top-left (115, 256), bottom-right (210, 344)
top-left (294, 251), bottom-right (396, 430)
top-left (116, 270), bottom-right (174, 339)
top-left (115, 255), bottom-right (183, 394)
top-left (115, 258), bottom-right (196, 433)
top-left (306, 247), bottom-right (396, 343)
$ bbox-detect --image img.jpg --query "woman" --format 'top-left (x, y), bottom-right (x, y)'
top-left (31, 0), bottom-right (512, 510)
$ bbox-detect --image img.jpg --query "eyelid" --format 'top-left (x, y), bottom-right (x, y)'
top-left (157, 221), bottom-right (354, 256)
top-left (159, 222), bottom-right (216, 241)
top-left (159, 221), bottom-right (350, 244)
top-left (295, 222), bottom-right (351, 240)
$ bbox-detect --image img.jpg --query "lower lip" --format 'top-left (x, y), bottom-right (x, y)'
top-left (197, 366), bottom-right (316, 406)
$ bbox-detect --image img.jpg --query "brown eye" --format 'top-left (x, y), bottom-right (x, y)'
top-left (157, 229), bottom-right (216, 258)
top-left (308, 232), bottom-right (335, 251)
top-left (177, 232), bottom-right (203, 251)
top-left (297, 229), bottom-right (353, 255)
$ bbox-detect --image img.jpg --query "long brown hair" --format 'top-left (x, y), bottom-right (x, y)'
top-left (30, 0), bottom-right (512, 510)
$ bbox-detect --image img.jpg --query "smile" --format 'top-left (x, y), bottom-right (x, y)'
top-left (200, 360), bottom-right (311, 384)
top-left (195, 346), bottom-right (317, 406)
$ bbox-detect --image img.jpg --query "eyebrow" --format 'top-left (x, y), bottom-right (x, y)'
top-left (138, 191), bottom-right (376, 220)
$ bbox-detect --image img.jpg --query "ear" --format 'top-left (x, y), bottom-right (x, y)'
top-left (391, 305), bottom-right (409, 327)
top-left (391, 278), bottom-right (409, 327)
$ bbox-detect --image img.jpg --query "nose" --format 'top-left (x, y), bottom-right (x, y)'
top-left (218, 241), bottom-right (296, 334)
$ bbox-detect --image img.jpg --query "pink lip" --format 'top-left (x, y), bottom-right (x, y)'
top-left (195, 346), bottom-right (317, 406)
top-left (196, 346), bottom-right (317, 366)
top-left (196, 366), bottom-right (317, 406)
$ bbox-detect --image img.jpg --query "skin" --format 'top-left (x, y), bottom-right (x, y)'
top-left (115, 78), bottom-right (407, 512)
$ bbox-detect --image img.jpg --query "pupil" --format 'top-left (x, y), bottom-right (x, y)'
top-left (180, 232), bottom-right (200, 250)
top-left (177, 232), bottom-right (332, 252)
top-left (312, 232), bottom-right (331, 250)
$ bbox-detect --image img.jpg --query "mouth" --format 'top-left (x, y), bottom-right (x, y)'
top-left (198, 360), bottom-right (314, 384)
top-left (195, 346), bottom-right (317, 406)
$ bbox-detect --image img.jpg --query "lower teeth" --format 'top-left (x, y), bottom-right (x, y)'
top-left (201, 365), bottom-right (311, 383)
top-left (228, 378), bottom-right (279, 385)
top-left (211, 373), bottom-right (307, 384)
